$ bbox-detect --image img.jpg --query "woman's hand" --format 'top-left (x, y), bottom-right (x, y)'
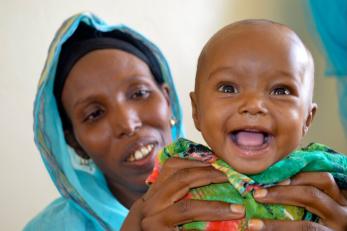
top-left (249, 172), bottom-right (347, 231)
top-left (121, 158), bottom-right (245, 231)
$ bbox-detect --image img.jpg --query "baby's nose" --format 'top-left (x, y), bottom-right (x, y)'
top-left (238, 94), bottom-right (268, 116)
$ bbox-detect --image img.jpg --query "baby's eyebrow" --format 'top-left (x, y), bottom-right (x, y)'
top-left (207, 66), bottom-right (237, 80)
top-left (271, 70), bottom-right (296, 78)
top-left (271, 70), bottom-right (303, 82)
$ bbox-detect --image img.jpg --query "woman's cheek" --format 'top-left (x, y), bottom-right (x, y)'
top-left (145, 96), bottom-right (171, 126)
top-left (76, 122), bottom-right (111, 156)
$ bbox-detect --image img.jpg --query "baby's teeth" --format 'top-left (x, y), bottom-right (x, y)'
top-left (134, 150), bottom-right (143, 160)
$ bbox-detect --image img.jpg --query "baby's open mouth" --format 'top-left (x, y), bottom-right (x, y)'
top-left (231, 130), bottom-right (271, 151)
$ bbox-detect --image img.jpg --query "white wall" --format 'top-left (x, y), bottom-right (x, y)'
top-left (1, 0), bottom-right (346, 230)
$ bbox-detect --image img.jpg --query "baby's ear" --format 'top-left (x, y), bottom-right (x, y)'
top-left (190, 92), bottom-right (201, 131)
top-left (303, 103), bottom-right (318, 136)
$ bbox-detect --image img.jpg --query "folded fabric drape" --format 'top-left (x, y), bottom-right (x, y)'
top-left (147, 138), bottom-right (347, 231)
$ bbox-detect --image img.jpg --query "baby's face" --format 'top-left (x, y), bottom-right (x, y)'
top-left (191, 23), bottom-right (316, 174)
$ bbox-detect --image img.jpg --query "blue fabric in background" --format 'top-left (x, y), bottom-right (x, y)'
top-left (337, 78), bottom-right (347, 133)
top-left (308, 0), bottom-right (347, 134)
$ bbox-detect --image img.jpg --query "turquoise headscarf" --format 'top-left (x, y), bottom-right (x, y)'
top-left (308, 0), bottom-right (347, 134)
top-left (25, 12), bottom-right (184, 231)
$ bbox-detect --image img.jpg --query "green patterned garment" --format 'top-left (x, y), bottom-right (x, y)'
top-left (146, 138), bottom-right (347, 231)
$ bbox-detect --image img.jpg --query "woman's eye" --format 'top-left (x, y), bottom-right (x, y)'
top-left (131, 89), bottom-right (150, 99)
top-left (271, 87), bottom-right (291, 96)
top-left (84, 109), bottom-right (104, 122)
top-left (218, 84), bottom-right (238, 94)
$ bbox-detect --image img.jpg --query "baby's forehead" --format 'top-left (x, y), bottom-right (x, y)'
top-left (195, 19), bottom-right (314, 94)
top-left (205, 20), bottom-right (301, 55)
top-left (201, 24), bottom-right (296, 74)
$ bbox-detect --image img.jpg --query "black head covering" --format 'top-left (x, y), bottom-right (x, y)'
top-left (54, 22), bottom-right (164, 130)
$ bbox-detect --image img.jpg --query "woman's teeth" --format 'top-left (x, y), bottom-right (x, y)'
top-left (127, 144), bottom-right (154, 162)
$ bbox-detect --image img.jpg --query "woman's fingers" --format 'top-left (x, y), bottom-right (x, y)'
top-left (253, 172), bottom-right (347, 213)
top-left (342, 189), bottom-right (347, 199)
top-left (144, 166), bottom-right (228, 214)
top-left (141, 200), bottom-right (245, 231)
top-left (289, 172), bottom-right (347, 205)
top-left (145, 158), bottom-right (211, 199)
top-left (253, 172), bottom-right (347, 231)
top-left (254, 185), bottom-right (346, 226)
top-left (120, 199), bottom-right (144, 231)
top-left (248, 219), bottom-right (333, 231)
top-left (159, 158), bottom-right (211, 180)
top-left (139, 158), bottom-right (234, 230)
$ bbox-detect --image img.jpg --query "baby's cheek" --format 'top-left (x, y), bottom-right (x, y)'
top-left (281, 107), bottom-right (303, 129)
top-left (277, 109), bottom-right (304, 154)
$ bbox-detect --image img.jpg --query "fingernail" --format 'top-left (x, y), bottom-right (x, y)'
top-left (277, 179), bottom-right (291, 185)
top-left (248, 219), bottom-right (264, 231)
top-left (253, 189), bottom-right (267, 198)
top-left (230, 204), bottom-right (245, 214)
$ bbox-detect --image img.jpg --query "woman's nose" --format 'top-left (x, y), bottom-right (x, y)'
top-left (238, 93), bottom-right (268, 116)
top-left (111, 105), bottom-right (142, 138)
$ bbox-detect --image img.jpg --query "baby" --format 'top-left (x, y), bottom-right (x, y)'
top-left (190, 19), bottom-right (316, 175)
top-left (147, 19), bottom-right (347, 230)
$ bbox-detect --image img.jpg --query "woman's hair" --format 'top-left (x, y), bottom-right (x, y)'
top-left (54, 22), bottom-right (164, 130)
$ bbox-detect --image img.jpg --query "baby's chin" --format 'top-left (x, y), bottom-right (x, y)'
top-left (228, 161), bottom-right (271, 175)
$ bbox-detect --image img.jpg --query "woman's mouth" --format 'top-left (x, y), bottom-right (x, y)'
top-left (126, 143), bottom-right (155, 162)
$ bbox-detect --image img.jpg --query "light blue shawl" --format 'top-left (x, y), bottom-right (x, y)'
top-left (308, 0), bottom-right (347, 134)
top-left (24, 12), bottom-right (184, 231)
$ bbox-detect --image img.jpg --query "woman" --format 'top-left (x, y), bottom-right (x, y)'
top-left (25, 12), bottom-right (238, 230)
top-left (26, 13), bottom-right (347, 231)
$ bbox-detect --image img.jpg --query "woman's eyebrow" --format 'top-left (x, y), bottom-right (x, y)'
top-left (73, 94), bottom-right (100, 109)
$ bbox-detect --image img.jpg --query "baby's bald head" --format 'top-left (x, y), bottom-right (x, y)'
top-left (195, 19), bottom-right (315, 106)
top-left (190, 19), bottom-right (318, 174)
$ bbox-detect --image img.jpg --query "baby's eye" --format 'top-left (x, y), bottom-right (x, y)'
top-left (218, 84), bottom-right (238, 94)
top-left (271, 87), bottom-right (291, 96)
top-left (84, 108), bottom-right (104, 122)
top-left (131, 89), bottom-right (151, 99)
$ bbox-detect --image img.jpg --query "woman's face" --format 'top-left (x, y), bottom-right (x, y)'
top-left (61, 49), bottom-right (172, 204)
